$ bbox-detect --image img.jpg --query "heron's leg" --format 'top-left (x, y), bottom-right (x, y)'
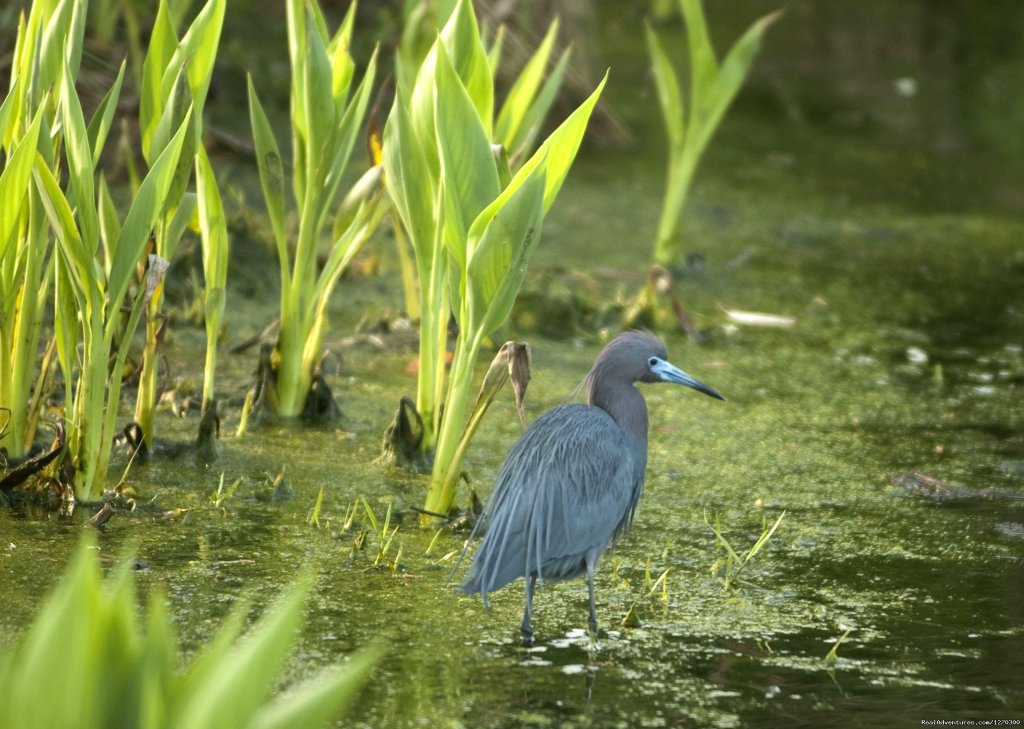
top-left (586, 556), bottom-right (598, 639)
top-left (521, 575), bottom-right (537, 647)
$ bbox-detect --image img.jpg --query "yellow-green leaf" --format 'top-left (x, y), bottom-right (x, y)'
top-left (465, 158), bottom-right (546, 337)
top-left (440, 0), bottom-right (493, 136)
top-left (494, 17), bottom-right (559, 152)
top-left (645, 22), bottom-right (684, 150)
top-left (247, 77), bottom-right (288, 266)
top-left (108, 107), bottom-right (193, 311)
top-left (433, 41), bottom-right (500, 273)
top-left (0, 105), bottom-right (43, 262)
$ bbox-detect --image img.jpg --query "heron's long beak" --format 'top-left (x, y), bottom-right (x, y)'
top-left (651, 358), bottom-right (725, 400)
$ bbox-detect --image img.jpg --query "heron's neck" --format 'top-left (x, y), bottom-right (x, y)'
top-left (590, 379), bottom-right (648, 446)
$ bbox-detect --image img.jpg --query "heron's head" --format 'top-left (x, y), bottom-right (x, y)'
top-left (595, 331), bottom-right (724, 400)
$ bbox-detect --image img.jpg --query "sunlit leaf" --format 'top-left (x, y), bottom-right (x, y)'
top-left (440, 0), bottom-right (493, 135)
top-left (86, 60), bottom-right (126, 162)
top-left (679, 0), bottom-right (719, 124)
top-left (170, 0), bottom-right (226, 119)
top-left (494, 18), bottom-right (559, 152)
top-left (509, 45), bottom-right (571, 161)
top-left (247, 77), bottom-right (288, 265)
top-left (140, 0), bottom-right (178, 159)
top-left (0, 105), bottom-right (43, 262)
top-left (693, 9), bottom-right (782, 155)
top-left (518, 71), bottom-right (607, 213)
top-left (108, 107), bottom-right (193, 311)
top-left (59, 55), bottom-right (99, 258)
top-left (645, 22), bottom-right (684, 149)
top-left (383, 94), bottom-right (436, 264)
top-left (433, 41), bottom-right (500, 274)
top-left (465, 158), bottom-right (546, 336)
top-left (302, 6), bottom-right (335, 178)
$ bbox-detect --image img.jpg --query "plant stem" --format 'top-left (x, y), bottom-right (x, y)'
top-left (421, 331), bottom-right (481, 523)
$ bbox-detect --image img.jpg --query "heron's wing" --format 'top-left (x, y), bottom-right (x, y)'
top-left (462, 405), bottom-right (642, 599)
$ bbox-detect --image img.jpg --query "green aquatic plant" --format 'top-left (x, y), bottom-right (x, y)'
top-left (361, 497), bottom-right (401, 571)
top-left (647, 0), bottom-right (779, 268)
top-left (0, 537), bottom-right (380, 729)
top-left (33, 52), bottom-right (190, 502)
top-left (705, 509), bottom-right (785, 590)
top-left (247, 0), bottom-right (384, 420)
top-left (620, 564), bottom-right (671, 628)
top-left (384, 0), bottom-right (568, 371)
top-left (209, 472), bottom-right (242, 509)
top-left (383, 0), bottom-right (604, 520)
top-left (823, 627), bottom-right (853, 667)
top-left (0, 0), bottom-right (87, 461)
top-left (132, 0), bottom-right (226, 451)
top-left (195, 146), bottom-right (228, 424)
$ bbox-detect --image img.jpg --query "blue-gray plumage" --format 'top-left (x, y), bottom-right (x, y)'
top-left (461, 331), bottom-right (724, 645)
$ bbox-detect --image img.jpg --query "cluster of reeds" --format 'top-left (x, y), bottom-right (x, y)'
top-left (1, 0), bottom-right (772, 520)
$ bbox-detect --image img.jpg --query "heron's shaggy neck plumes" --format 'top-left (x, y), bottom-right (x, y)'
top-left (588, 375), bottom-right (648, 446)
top-left (585, 334), bottom-right (656, 445)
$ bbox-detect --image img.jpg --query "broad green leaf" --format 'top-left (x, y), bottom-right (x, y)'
top-left (382, 95), bottom-right (435, 264)
top-left (35, 0), bottom-right (74, 108)
top-left (140, 0), bottom-right (178, 159)
top-left (314, 47), bottom-right (378, 233)
top-left (308, 198), bottom-right (379, 327)
top-left (86, 60), bottom-right (126, 162)
top-left (302, 6), bottom-right (335, 182)
top-left (408, 41), bottom-right (441, 178)
top-left (0, 105), bottom-right (43, 262)
top-left (307, 0), bottom-right (331, 48)
top-left (486, 23), bottom-right (505, 80)
top-left (440, 0), bottom-right (493, 135)
top-left (171, 0), bottom-right (226, 119)
top-left (65, 0), bottom-right (87, 82)
top-left (523, 70), bottom-right (607, 213)
top-left (494, 18), bottom-right (558, 152)
top-left (60, 55), bottom-right (99, 256)
top-left (32, 154), bottom-right (94, 307)
top-left (195, 147), bottom-right (228, 291)
top-left (148, 63), bottom-right (190, 167)
top-left (108, 107), bottom-right (193, 311)
top-left (327, 0), bottom-right (356, 103)
top-left (693, 9), bottom-right (782, 155)
top-left (645, 22), bottom-right (684, 150)
top-left (679, 0), bottom-right (719, 125)
top-left (286, 0), bottom-right (308, 142)
top-left (0, 77), bottom-right (19, 148)
top-left (465, 158), bottom-right (546, 337)
top-left (247, 77), bottom-right (288, 266)
top-left (1, 539), bottom-right (102, 729)
top-left (97, 174), bottom-right (120, 274)
top-left (434, 41), bottom-right (500, 272)
top-left (249, 645), bottom-right (382, 729)
top-left (168, 576), bottom-right (312, 729)
top-left (510, 45), bottom-right (571, 161)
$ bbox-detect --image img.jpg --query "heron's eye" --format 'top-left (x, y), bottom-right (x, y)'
top-left (648, 357), bottom-right (658, 367)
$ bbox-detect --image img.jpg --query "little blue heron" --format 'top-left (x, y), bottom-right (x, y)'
top-left (461, 331), bottom-right (724, 645)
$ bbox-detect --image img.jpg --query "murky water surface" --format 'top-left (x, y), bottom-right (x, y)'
top-left (3, 2), bottom-right (1024, 726)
